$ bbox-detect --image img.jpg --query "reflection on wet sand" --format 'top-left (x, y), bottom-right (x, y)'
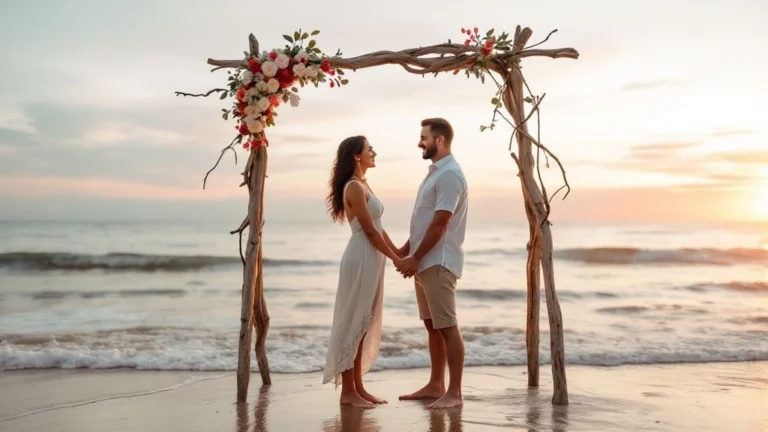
top-left (236, 386), bottom-right (271, 432)
top-left (428, 406), bottom-right (463, 432)
top-left (523, 387), bottom-right (569, 432)
top-left (322, 405), bottom-right (380, 431)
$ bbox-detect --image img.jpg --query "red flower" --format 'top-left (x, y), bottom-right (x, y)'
top-left (264, 108), bottom-right (273, 118)
top-left (320, 58), bottom-right (332, 73)
top-left (236, 87), bottom-right (247, 101)
top-left (330, 81), bottom-right (335, 88)
top-left (482, 47), bottom-right (492, 56)
top-left (243, 141), bottom-right (251, 150)
top-left (276, 68), bottom-right (295, 88)
top-left (464, 39), bottom-right (470, 46)
top-left (268, 50), bottom-right (278, 60)
top-left (236, 101), bottom-right (247, 115)
top-left (268, 95), bottom-right (281, 107)
top-left (474, 27), bottom-right (479, 34)
top-left (248, 57), bottom-right (262, 73)
top-left (461, 27), bottom-right (466, 33)
top-left (238, 123), bottom-right (250, 135)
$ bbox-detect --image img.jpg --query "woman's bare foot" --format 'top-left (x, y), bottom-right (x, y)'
top-left (398, 383), bottom-right (445, 400)
top-left (340, 392), bottom-right (376, 408)
top-left (426, 391), bottom-right (463, 409)
top-left (359, 390), bottom-right (388, 404)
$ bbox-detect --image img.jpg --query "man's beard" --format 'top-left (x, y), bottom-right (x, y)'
top-left (421, 144), bottom-right (437, 160)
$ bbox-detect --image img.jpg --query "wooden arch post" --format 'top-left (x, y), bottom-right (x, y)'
top-left (181, 25), bottom-right (577, 405)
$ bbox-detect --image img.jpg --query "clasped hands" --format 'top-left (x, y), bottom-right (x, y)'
top-left (392, 247), bottom-right (419, 278)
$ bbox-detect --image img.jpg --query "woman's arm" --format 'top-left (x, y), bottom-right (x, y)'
top-left (382, 231), bottom-right (402, 258)
top-left (346, 182), bottom-right (400, 262)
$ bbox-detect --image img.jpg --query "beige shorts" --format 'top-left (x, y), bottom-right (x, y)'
top-left (414, 265), bottom-right (458, 329)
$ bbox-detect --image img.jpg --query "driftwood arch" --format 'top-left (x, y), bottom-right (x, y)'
top-left (178, 25), bottom-right (578, 405)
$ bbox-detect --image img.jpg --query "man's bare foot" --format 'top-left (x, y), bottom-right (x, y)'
top-left (426, 392), bottom-right (463, 409)
top-left (340, 392), bottom-right (376, 408)
top-left (359, 390), bottom-right (388, 404)
top-left (398, 383), bottom-right (445, 400)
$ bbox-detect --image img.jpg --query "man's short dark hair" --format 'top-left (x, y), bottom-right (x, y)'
top-left (421, 118), bottom-right (454, 145)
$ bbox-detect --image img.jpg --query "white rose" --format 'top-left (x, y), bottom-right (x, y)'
top-left (246, 88), bottom-right (258, 99)
top-left (244, 105), bottom-right (260, 117)
top-left (275, 54), bottom-right (290, 69)
top-left (266, 78), bottom-right (280, 94)
top-left (292, 63), bottom-right (306, 77)
top-left (240, 70), bottom-right (254, 84)
top-left (261, 61), bottom-right (278, 77)
top-left (257, 97), bottom-right (271, 112)
top-left (246, 116), bottom-right (263, 134)
top-left (295, 51), bottom-right (309, 64)
top-left (303, 65), bottom-right (319, 78)
top-left (255, 81), bottom-right (268, 93)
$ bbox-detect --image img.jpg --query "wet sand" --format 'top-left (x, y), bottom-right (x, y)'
top-left (1, 362), bottom-right (766, 431)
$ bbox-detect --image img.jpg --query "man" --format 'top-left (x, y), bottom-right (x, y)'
top-left (395, 117), bottom-right (468, 409)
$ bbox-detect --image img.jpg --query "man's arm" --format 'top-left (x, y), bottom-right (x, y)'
top-left (399, 239), bottom-right (410, 256)
top-left (411, 211), bottom-right (452, 261)
top-left (401, 170), bottom-right (464, 276)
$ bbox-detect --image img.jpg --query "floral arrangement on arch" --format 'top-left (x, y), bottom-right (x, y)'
top-left (223, 29), bottom-right (349, 151)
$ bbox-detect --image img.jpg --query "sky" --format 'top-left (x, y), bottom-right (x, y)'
top-left (0, 0), bottom-right (766, 224)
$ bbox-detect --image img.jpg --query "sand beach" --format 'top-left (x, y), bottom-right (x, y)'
top-left (1, 362), bottom-right (766, 431)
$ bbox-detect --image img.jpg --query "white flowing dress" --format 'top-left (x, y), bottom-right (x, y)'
top-left (322, 180), bottom-right (386, 387)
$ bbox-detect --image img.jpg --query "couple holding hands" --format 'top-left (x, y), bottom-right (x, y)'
top-left (322, 117), bottom-right (469, 410)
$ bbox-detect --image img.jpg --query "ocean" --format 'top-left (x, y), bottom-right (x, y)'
top-left (1, 219), bottom-right (767, 374)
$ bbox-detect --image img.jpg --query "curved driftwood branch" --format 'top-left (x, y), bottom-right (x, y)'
top-left (206, 44), bottom-right (578, 75)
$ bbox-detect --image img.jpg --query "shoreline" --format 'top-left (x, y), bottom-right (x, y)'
top-left (1, 361), bottom-right (766, 431)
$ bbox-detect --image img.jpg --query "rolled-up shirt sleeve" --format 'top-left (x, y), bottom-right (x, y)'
top-left (434, 170), bottom-right (464, 214)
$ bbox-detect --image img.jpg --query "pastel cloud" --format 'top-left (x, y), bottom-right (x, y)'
top-left (0, 175), bottom-right (243, 200)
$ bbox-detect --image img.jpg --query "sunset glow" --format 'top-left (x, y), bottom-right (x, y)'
top-left (0, 1), bottom-right (766, 223)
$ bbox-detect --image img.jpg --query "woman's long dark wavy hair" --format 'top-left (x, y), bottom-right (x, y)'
top-left (327, 135), bottom-right (366, 224)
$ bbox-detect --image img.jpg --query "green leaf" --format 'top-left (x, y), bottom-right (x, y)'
top-left (301, 32), bottom-right (308, 40)
top-left (524, 96), bottom-right (534, 103)
top-left (486, 28), bottom-right (494, 36)
top-left (340, 79), bottom-right (349, 85)
top-left (222, 111), bottom-right (229, 120)
top-left (480, 126), bottom-right (487, 132)
top-left (311, 30), bottom-right (320, 35)
top-left (283, 35), bottom-right (293, 43)
top-left (219, 91), bottom-right (228, 100)
top-left (308, 40), bottom-right (316, 49)
top-left (291, 87), bottom-right (298, 92)
top-left (491, 97), bottom-right (499, 105)
top-left (293, 31), bottom-right (300, 40)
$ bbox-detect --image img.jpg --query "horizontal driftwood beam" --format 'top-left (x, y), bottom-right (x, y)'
top-left (206, 44), bottom-right (578, 74)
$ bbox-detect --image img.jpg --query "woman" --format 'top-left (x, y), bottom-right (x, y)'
top-left (322, 135), bottom-right (403, 409)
